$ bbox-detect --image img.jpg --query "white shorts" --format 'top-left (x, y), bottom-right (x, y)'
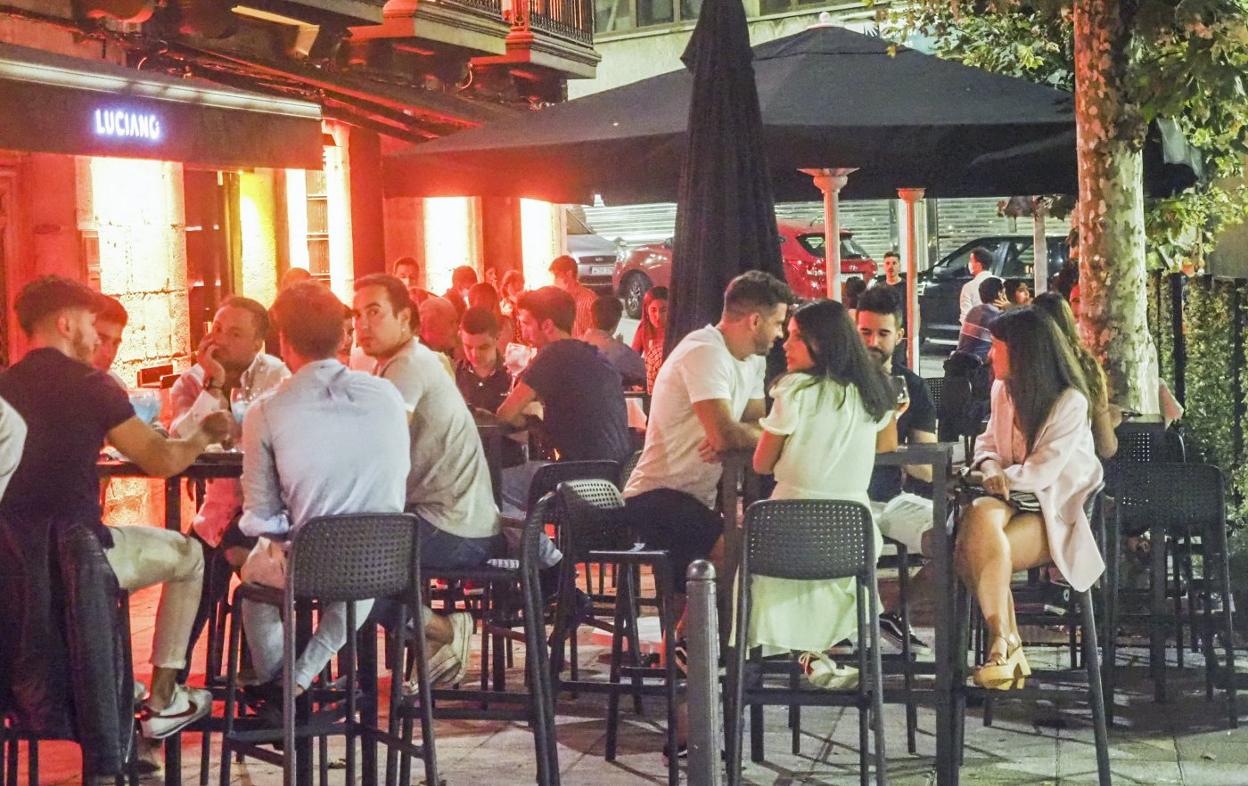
top-left (870, 493), bottom-right (934, 556)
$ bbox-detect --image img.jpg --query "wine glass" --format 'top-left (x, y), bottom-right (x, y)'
top-left (893, 375), bottom-right (911, 415)
top-left (229, 388), bottom-right (253, 424)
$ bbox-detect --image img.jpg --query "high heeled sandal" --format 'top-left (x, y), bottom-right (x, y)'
top-left (973, 637), bottom-right (1028, 690)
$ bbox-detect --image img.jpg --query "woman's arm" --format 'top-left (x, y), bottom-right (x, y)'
top-left (1002, 391), bottom-right (1089, 492)
top-left (876, 414), bottom-right (899, 453)
top-left (971, 381), bottom-right (1006, 469)
top-left (1090, 397), bottom-right (1120, 459)
top-left (753, 430), bottom-right (787, 474)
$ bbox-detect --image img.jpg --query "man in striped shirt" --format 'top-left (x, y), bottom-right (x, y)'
top-left (549, 255), bottom-right (598, 339)
top-left (956, 276), bottom-right (1008, 361)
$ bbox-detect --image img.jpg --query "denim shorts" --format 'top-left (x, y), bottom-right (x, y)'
top-left (414, 514), bottom-right (505, 570)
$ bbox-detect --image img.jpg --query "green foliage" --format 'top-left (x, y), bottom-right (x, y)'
top-left (1183, 276), bottom-right (1237, 471)
top-left (889, 0), bottom-right (1248, 273)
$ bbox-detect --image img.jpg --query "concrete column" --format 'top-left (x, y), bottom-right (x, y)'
top-left (801, 167), bottom-right (856, 301)
top-left (349, 127), bottom-right (386, 280)
top-left (897, 187), bottom-right (926, 370)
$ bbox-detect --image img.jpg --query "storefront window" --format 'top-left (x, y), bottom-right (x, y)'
top-left (637, 0), bottom-right (674, 26)
top-left (759, 0), bottom-right (825, 17)
top-left (596, 0), bottom-right (700, 33)
top-left (304, 169), bottom-right (331, 283)
top-left (595, 0), bottom-right (634, 33)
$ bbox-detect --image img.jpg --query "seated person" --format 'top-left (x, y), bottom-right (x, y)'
top-left (958, 308), bottom-right (1103, 690)
top-left (0, 276), bottom-right (231, 739)
top-left (582, 295), bottom-right (646, 387)
top-left (239, 283), bottom-right (411, 698)
top-left (418, 296), bottom-right (461, 376)
top-left (957, 276), bottom-right (1008, 362)
top-left (456, 307), bottom-right (514, 415)
top-left (354, 275), bottom-right (503, 685)
top-left (91, 294), bottom-right (129, 387)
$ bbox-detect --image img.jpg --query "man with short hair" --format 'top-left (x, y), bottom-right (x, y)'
top-left (873, 249), bottom-right (904, 290)
top-left (418, 296), bottom-right (461, 376)
top-left (959, 246), bottom-right (994, 324)
top-left (623, 271), bottom-right (791, 598)
top-left (548, 255), bottom-right (597, 338)
top-left (456, 307), bottom-right (512, 415)
top-left (393, 257), bottom-right (421, 290)
top-left (957, 276), bottom-right (1008, 362)
top-left (856, 285), bottom-right (938, 652)
top-left (0, 275), bottom-right (231, 739)
top-left (497, 286), bottom-right (631, 464)
top-left (582, 295), bottom-right (646, 386)
top-left (92, 294), bottom-right (129, 385)
top-left (239, 282), bottom-right (410, 699)
top-left (354, 274), bottom-right (501, 684)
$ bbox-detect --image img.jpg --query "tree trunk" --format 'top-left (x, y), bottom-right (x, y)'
top-left (1073, 0), bottom-right (1159, 413)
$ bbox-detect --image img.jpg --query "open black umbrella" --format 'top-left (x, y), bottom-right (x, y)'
top-left (665, 0), bottom-right (783, 351)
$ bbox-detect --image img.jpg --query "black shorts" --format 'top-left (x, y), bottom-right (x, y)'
top-left (621, 488), bottom-right (723, 592)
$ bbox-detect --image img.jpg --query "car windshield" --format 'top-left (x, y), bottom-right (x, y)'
top-left (797, 233), bottom-right (866, 259)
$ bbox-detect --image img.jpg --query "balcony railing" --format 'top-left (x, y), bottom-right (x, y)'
top-left (443, 0), bottom-right (505, 17)
top-left (518, 0), bottom-right (593, 46)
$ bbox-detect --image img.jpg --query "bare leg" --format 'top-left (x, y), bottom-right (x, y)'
top-left (956, 497), bottom-right (1018, 644)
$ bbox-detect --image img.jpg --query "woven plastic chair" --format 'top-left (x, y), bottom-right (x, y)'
top-left (1111, 463), bottom-right (1236, 726)
top-left (727, 499), bottom-right (886, 786)
top-left (219, 513), bottom-right (438, 786)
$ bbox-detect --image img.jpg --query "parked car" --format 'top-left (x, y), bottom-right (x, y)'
top-left (567, 210), bottom-right (622, 293)
top-left (916, 235), bottom-right (1070, 349)
top-left (612, 220), bottom-right (877, 318)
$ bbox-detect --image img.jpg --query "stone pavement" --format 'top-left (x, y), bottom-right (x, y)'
top-left (13, 583), bottom-right (1248, 785)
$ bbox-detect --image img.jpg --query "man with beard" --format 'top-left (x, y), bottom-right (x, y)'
top-left (0, 276), bottom-right (232, 739)
top-left (856, 285), bottom-right (937, 652)
top-left (170, 296), bottom-right (289, 657)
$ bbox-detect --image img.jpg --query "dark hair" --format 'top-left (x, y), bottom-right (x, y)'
top-left (270, 283), bottom-right (346, 359)
top-left (517, 286), bottom-right (576, 334)
top-left (392, 256), bottom-right (419, 274)
top-left (633, 286), bottom-right (669, 352)
top-left (591, 295), bottom-right (624, 332)
top-left (988, 306), bottom-right (1091, 452)
top-left (219, 296), bottom-right (270, 339)
top-left (883, 249), bottom-right (900, 260)
top-left (723, 271), bottom-right (793, 320)
top-left (451, 266), bottom-right (478, 288)
top-left (1031, 291), bottom-right (1107, 409)
top-left (1004, 279), bottom-right (1031, 303)
top-left (969, 247), bottom-right (993, 270)
top-left (788, 299), bottom-right (895, 421)
top-left (856, 284), bottom-right (902, 324)
top-left (468, 282), bottom-right (502, 315)
top-left (15, 275), bottom-right (100, 336)
top-left (355, 273), bottom-right (416, 327)
top-left (978, 276), bottom-right (1005, 303)
top-left (96, 294), bottom-right (129, 327)
top-left (460, 306), bottom-right (500, 337)
top-left (843, 277), bottom-right (867, 309)
top-left (549, 255), bottom-right (578, 279)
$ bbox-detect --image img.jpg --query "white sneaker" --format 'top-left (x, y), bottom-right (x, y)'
top-left (133, 680), bottom-right (147, 706)
top-left (140, 685), bottom-right (212, 739)
top-left (799, 652), bottom-right (859, 691)
top-left (408, 644), bottom-right (459, 692)
top-left (447, 612), bottom-right (475, 686)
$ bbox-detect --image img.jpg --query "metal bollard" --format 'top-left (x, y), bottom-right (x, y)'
top-left (685, 560), bottom-right (722, 786)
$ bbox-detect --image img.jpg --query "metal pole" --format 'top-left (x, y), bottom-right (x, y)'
top-left (1032, 197), bottom-right (1049, 295)
top-left (897, 188), bottom-right (925, 370)
top-left (801, 168), bottom-right (856, 301)
top-left (686, 560), bottom-right (722, 786)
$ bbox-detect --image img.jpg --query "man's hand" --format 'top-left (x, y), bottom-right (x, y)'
top-left (196, 337), bottom-right (227, 388)
top-left (697, 437), bottom-right (722, 464)
top-left (198, 410), bottom-right (233, 446)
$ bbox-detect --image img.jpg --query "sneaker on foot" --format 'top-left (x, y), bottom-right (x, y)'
top-left (411, 643), bottom-right (460, 691)
top-left (799, 651), bottom-right (859, 691)
top-left (132, 680), bottom-right (147, 707)
top-left (140, 685), bottom-right (212, 739)
top-left (878, 612), bottom-right (931, 655)
top-left (446, 612), bottom-right (475, 686)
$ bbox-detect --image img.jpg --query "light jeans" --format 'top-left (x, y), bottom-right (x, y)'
top-left (870, 492), bottom-right (935, 555)
top-left (104, 525), bottom-right (205, 671)
top-left (240, 538), bottom-right (373, 691)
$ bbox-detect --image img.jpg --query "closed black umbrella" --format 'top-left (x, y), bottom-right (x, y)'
top-left (665, 0), bottom-right (783, 352)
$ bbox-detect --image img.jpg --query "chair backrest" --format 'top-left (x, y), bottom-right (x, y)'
top-left (554, 478), bottom-right (632, 559)
top-left (923, 376), bottom-right (945, 415)
top-left (525, 460), bottom-right (621, 513)
top-left (741, 499), bottom-right (875, 582)
top-left (619, 450), bottom-right (642, 489)
top-left (1116, 462), bottom-right (1224, 536)
top-left (1104, 421), bottom-right (1182, 494)
top-left (289, 513), bottom-right (418, 602)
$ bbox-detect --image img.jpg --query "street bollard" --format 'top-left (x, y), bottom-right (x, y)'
top-left (685, 559), bottom-right (722, 786)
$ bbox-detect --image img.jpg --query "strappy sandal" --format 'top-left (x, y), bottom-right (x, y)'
top-left (973, 634), bottom-right (1028, 690)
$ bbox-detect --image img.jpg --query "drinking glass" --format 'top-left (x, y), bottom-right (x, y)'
top-left (128, 388), bottom-right (161, 425)
top-left (893, 375), bottom-right (911, 414)
top-left (230, 388), bottom-right (253, 425)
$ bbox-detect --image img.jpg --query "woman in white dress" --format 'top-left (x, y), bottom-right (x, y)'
top-left (960, 307), bottom-right (1103, 690)
top-left (749, 299), bottom-right (898, 676)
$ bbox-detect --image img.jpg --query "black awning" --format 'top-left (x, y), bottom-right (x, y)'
top-left (0, 42), bottom-right (324, 170)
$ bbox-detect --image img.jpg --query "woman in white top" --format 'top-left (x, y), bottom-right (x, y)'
top-left (750, 299), bottom-right (898, 660)
top-left (960, 307), bottom-right (1104, 690)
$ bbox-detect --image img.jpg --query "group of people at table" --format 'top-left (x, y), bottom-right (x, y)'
top-left (0, 248), bottom-right (1125, 764)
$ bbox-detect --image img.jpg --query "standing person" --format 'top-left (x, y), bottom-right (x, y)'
top-left (957, 277), bottom-right (1009, 362)
top-left (497, 286), bottom-right (632, 464)
top-left (238, 282), bottom-right (411, 701)
top-left (548, 255), bottom-right (597, 338)
top-left (0, 276), bottom-right (231, 739)
top-left (959, 246), bottom-right (994, 324)
top-left (92, 294), bottom-right (129, 386)
top-left (843, 277), bottom-right (867, 319)
top-left (959, 308), bottom-right (1103, 690)
top-left (856, 286), bottom-right (939, 652)
top-left (873, 250), bottom-right (904, 290)
top-left (583, 295), bottom-right (646, 387)
top-left (750, 299), bottom-right (897, 678)
top-left (354, 275), bottom-right (502, 684)
top-left (393, 257), bottom-right (421, 290)
top-left (468, 282), bottom-right (515, 350)
top-left (499, 270), bottom-right (526, 317)
top-left (631, 286), bottom-right (669, 395)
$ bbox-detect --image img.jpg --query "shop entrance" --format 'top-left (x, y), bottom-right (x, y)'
top-left (184, 169), bottom-right (241, 348)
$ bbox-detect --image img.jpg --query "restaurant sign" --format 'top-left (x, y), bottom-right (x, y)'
top-left (93, 107), bottom-right (163, 141)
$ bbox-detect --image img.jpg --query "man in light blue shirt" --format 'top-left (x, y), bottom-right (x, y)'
top-left (238, 282), bottom-right (410, 696)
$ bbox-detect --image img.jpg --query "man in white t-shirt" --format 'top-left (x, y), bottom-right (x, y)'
top-left (958, 246), bottom-right (994, 324)
top-left (622, 271), bottom-right (791, 602)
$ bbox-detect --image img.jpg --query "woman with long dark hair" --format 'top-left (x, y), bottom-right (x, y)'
top-left (1032, 291), bottom-right (1119, 458)
top-left (959, 307), bottom-right (1103, 690)
top-left (749, 299), bottom-right (898, 682)
top-left (631, 286), bottom-right (669, 394)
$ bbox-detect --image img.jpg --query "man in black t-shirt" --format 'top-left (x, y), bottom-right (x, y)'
top-left (496, 286), bottom-right (630, 464)
top-left (856, 285), bottom-right (937, 652)
top-left (0, 276), bottom-right (231, 740)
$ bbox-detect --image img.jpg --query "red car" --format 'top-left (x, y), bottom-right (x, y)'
top-left (613, 220), bottom-right (877, 318)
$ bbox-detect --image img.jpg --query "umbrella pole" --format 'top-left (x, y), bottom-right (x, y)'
top-left (802, 168), bottom-right (856, 301)
top-left (898, 187), bottom-right (925, 370)
top-left (1032, 198), bottom-right (1049, 294)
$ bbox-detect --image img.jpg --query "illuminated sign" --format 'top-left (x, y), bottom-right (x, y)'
top-left (92, 108), bottom-right (162, 141)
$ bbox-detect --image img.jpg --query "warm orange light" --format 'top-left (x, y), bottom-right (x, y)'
top-left (323, 132), bottom-right (354, 304)
top-left (520, 198), bottom-right (559, 288)
top-left (424, 197), bottom-right (477, 294)
top-left (239, 170), bottom-right (278, 304)
top-left (284, 167), bottom-right (311, 271)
